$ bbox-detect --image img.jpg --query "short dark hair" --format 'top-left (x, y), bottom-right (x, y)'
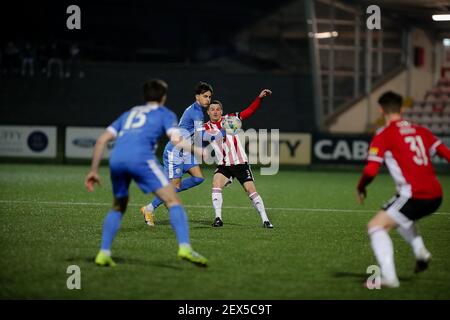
top-left (142, 79), bottom-right (168, 102)
top-left (378, 91), bottom-right (403, 114)
top-left (209, 100), bottom-right (222, 109)
top-left (195, 81), bottom-right (213, 95)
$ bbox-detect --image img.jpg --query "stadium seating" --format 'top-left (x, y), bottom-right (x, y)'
top-left (402, 77), bottom-right (450, 135)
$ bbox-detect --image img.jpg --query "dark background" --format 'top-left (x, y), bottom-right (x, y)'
top-left (0, 0), bottom-right (315, 131)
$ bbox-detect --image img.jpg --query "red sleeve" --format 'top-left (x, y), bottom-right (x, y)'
top-left (357, 161), bottom-right (381, 192)
top-left (436, 143), bottom-right (450, 162)
top-left (366, 132), bottom-right (386, 163)
top-left (357, 132), bottom-right (385, 192)
top-left (239, 97), bottom-right (262, 120)
top-left (426, 129), bottom-right (450, 162)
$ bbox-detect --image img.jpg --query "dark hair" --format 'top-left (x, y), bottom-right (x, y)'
top-left (209, 100), bottom-right (223, 109)
top-left (142, 79), bottom-right (168, 102)
top-left (195, 81), bottom-right (213, 95)
top-left (378, 91), bottom-right (403, 114)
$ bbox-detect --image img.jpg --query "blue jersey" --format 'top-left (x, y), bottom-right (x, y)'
top-left (177, 101), bottom-right (205, 138)
top-left (107, 104), bottom-right (178, 163)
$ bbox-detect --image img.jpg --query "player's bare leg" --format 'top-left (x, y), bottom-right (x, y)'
top-left (367, 211), bottom-right (399, 287)
top-left (187, 165), bottom-right (203, 180)
top-left (95, 197), bottom-right (128, 267)
top-left (173, 166), bottom-right (206, 192)
top-left (243, 181), bottom-right (273, 228)
top-left (154, 184), bottom-right (207, 267)
top-left (211, 173), bottom-right (229, 227)
top-left (142, 167), bottom-right (205, 225)
top-left (396, 223), bottom-right (432, 273)
top-left (178, 165), bottom-right (205, 191)
top-left (171, 177), bottom-right (182, 189)
top-left (154, 183), bottom-right (181, 207)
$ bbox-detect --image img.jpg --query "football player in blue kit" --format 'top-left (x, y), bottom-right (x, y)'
top-left (140, 82), bottom-right (213, 226)
top-left (85, 79), bottom-right (208, 267)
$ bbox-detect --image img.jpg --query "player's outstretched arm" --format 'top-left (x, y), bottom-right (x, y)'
top-left (169, 129), bottom-right (204, 160)
top-left (85, 130), bottom-right (115, 192)
top-left (240, 89), bottom-right (272, 120)
top-left (436, 143), bottom-right (450, 162)
top-left (356, 161), bottom-right (380, 204)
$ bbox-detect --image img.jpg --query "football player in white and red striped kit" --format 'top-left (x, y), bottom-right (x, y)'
top-left (357, 91), bottom-right (450, 288)
top-left (205, 89), bottom-right (274, 228)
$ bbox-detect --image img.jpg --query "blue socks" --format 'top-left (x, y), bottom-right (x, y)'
top-left (100, 210), bottom-right (123, 251)
top-left (169, 205), bottom-right (190, 245)
top-left (100, 205), bottom-right (190, 251)
top-left (179, 176), bottom-right (204, 192)
top-left (151, 194), bottom-right (168, 209)
top-left (100, 206), bottom-right (189, 251)
top-left (151, 177), bottom-right (204, 209)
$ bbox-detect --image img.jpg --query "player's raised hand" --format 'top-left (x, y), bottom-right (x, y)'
top-left (259, 89), bottom-right (272, 98)
top-left (85, 171), bottom-right (101, 192)
top-left (356, 188), bottom-right (366, 204)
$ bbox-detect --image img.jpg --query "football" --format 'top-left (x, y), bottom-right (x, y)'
top-left (221, 115), bottom-right (242, 135)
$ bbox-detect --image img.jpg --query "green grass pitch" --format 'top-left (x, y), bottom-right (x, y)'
top-left (0, 164), bottom-right (449, 299)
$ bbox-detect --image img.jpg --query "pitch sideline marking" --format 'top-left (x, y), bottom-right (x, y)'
top-left (0, 199), bottom-right (449, 215)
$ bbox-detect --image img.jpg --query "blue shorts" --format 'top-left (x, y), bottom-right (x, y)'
top-left (163, 142), bottom-right (199, 179)
top-left (109, 159), bottom-right (169, 198)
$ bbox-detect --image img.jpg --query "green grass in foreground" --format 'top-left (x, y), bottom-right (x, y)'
top-left (0, 164), bottom-right (449, 299)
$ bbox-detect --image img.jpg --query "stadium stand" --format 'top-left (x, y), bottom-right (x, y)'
top-left (403, 74), bottom-right (450, 135)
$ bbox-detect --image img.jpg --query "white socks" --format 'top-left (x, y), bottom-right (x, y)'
top-left (368, 227), bottom-right (398, 283)
top-left (212, 188), bottom-right (223, 219)
top-left (396, 224), bottom-right (428, 259)
top-left (212, 188), bottom-right (270, 223)
top-left (249, 192), bottom-right (269, 222)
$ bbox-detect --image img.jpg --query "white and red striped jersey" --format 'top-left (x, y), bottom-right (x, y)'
top-left (204, 113), bottom-right (248, 166)
top-left (363, 119), bottom-right (450, 199)
top-left (203, 96), bottom-right (264, 166)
